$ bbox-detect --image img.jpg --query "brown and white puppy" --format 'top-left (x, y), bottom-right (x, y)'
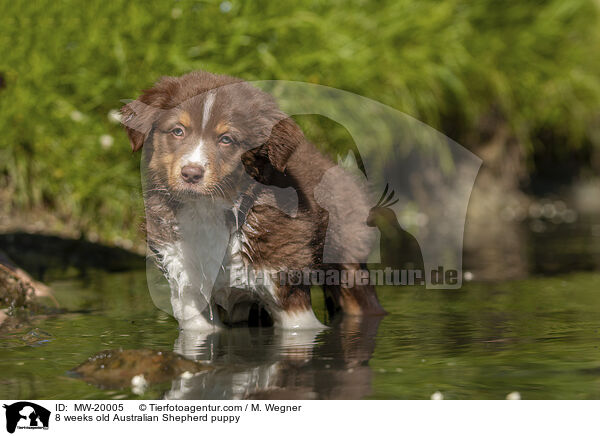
top-left (122, 71), bottom-right (385, 331)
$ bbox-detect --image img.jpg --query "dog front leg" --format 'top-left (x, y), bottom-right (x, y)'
top-left (271, 283), bottom-right (325, 330)
top-left (170, 283), bottom-right (223, 331)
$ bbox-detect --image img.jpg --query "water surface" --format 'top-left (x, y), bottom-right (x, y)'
top-left (2, 217), bottom-right (600, 399)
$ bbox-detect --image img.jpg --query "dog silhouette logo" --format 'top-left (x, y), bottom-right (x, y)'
top-left (2, 402), bottom-right (50, 433)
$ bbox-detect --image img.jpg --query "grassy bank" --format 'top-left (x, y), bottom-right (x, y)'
top-left (1, 0), bottom-right (599, 246)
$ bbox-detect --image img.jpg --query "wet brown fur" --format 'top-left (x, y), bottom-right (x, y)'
top-left (122, 71), bottom-right (385, 319)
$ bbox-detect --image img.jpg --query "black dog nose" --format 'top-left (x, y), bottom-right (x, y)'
top-left (181, 165), bottom-right (204, 183)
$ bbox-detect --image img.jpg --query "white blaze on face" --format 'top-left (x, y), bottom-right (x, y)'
top-left (182, 139), bottom-right (209, 167)
top-left (202, 90), bottom-right (216, 130)
top-left (181, 90), bottom-right (217, 168)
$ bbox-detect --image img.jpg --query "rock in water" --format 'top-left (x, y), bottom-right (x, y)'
top-left (0, 250), bottom-right (57, 314)
top-left (0, 261), bottom-right (31, 310)
top-left (71, 349), bottom-right (212, 389)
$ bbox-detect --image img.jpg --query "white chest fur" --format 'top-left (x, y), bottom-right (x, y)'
top-left (155, 198), bottom-right (324, 331)
top-left (156, 198), bottom-right (230, 329)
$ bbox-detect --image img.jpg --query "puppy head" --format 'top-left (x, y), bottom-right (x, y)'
top-left (122, 72), bottom-right (304, 200)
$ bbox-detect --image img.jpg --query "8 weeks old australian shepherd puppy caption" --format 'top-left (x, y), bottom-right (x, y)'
top-left (122, 71), bottom-right (385, 331)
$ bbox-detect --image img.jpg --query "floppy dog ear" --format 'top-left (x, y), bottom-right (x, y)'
top-left (263, 117), bottom-right (303, 173)
top-left (120, 100), bottom-right (161, 152)
top-left (121, 78), bottom-right (177, 152)
top-left (241, 146), bottom-right (273, 186)
top-left (241, 117), bottom-right (303, 185)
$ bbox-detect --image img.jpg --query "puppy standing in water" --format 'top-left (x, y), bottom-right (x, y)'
top-left (122, 71), bottom-right (385, 331)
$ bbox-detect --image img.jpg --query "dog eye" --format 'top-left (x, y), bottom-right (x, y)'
top-left (171, 127), bottom-right (185, 138)
top-left (219, 135), bottom-right (234, 146)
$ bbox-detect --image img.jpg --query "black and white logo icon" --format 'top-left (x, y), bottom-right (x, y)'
top-left (2, 402), bottom-right (50, 434)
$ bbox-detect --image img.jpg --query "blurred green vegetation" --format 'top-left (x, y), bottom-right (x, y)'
top-left (1, 0), bottom-right (599, 245)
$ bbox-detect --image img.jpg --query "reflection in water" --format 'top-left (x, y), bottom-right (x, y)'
top-left (464, 212), bottom-right (600, 281)
top-left (167, 316), bottom-right (382, 400)
top-left (463, 215), bottom-right (529, 281)
top-left (3, 212), bottom-right (600, 399)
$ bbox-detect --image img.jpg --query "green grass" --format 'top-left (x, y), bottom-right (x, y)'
top-left (1, 0), bottom-right (599, 245)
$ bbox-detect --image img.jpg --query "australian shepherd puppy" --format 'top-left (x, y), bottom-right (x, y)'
top-left (122, 71), bottom-right (385, 331)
